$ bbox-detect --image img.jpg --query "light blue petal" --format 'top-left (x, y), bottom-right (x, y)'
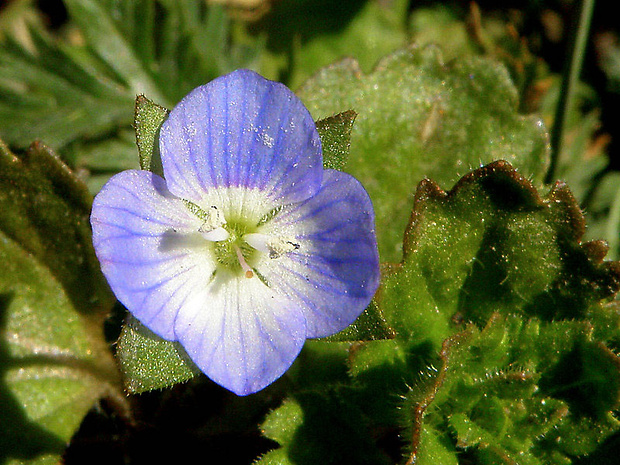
top-left (262, 170), bottom-right (380, 338)
top-left (91, 170), bottom-right (212, 340)
top-left (174, 273), bottom-right (307, 395)
top-left (159, 69), bottom-right (323, 205)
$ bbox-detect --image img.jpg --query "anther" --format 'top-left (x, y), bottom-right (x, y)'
top-left (198, 205), bottom-right (227, 233)
top-left (244, 233), bottom-right (300, 259)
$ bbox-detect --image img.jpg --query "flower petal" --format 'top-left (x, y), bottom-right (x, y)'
top-left (260, 170), bottom-right (380, 338)
top-left (160, 69), bottom-right (323, 205)
top-left (174, 274), bottom-right (307, 395)
top-left (91, 170), bottom-right (212, 339)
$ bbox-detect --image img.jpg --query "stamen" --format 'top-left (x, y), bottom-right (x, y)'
top-left (201, 226), bottom-right (230, 242)
top-left (243, 233), bottom-right (270, 253)
top-left (234, 245), bottom-right (254, 279)
top-left (198, 205), bottom-right (227, 232)
top-left (243, 233), bottom-right (300, 258)
top-left (268, 239), bottom-right (299, 259)
top-left (244, 233), bottom-right (300, 259)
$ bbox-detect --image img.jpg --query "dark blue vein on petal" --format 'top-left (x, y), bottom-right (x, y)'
top-left (100, 205), bottom-right (181, 228)
top-left (103, 252), bottom-right (187, 267)
top-left (299, 254), bottom-right (377, 283)
top-left (142, 269), bottom-right (197, 331)
top-left (242, 81), bottom-right (273, 189)
top-left (284, 254), bottom-right (375, 296)
top-left (222, 78), bottom-right (231, 187)
top-left (254, 310), bottom-right (281, 358)
top-left (274, 262), bottom-right (347, 296)
top-left (233, 75), bottom-right (251, 188)
top-left (123, 262), bottom-right (199, 293)
top-left (183, 110), bottom-right (208, 194)
top-left (265, 95), bottom-right (294, 188)
top-left (279, 197), bottom-right (349, 226)
top-left (94, 220), bottom-right (188, 238)
top-left (305, 235), bottom-right (369, 245)
top-left (277, 279), bottom-right (338, 327)
top-left (235, 279), bottom-right (249, 389)
top-left (204, 90), bottom-right (217, 189)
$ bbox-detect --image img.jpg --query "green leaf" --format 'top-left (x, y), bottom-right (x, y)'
top-left (0, 141), bottom-right (123, 462)
top-left (0, 235), bottom-right (121, 462)
top-left (258, 391), bottom-right (391, 465)
top-left (259, 160), bottom-right (620, 464)
top-left (411, 425), bottom-right (459, 465)
top-left (261, 398), bottom-right (304, 446)
top-left (379, 160), bottom-right (620, 345)
top-left (285, 340), bottom-right (352, 390)
top-left (116, 315), bottom-right (197, 393)
top-left (342, 161), bottom-right (620, 462)
top-left (316, 110), bottom-right (356, 171)
top-left (62, 0), bottom-right (165, 104)
top-left (347, 337), bottom-right (430, 428)
top-left (134, 94), bottom-right (169, 176)
top-left (298, 45), bottom-right (550, 262)
top-left (400, 314), bottom-right (620, 464)
top-left (323, 298), bottom-right (395, 342)
top-left (255, 0), bottom-right (409, 89)
top-left (0, 23), bottom-right (134, 149)
top-left (0, 140), bottom-right (114, 315)
top-left (0, 1), bottom-right (258, 192)
top-left (61, 0), bottom-right (259, 104)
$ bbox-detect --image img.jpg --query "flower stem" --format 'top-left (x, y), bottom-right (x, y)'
top-left (545, 0), bottom-right (596, 184)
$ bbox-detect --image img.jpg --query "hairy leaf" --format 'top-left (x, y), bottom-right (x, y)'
top-left (298, 45), bottom-right (550, 262)
top-left (402, 314), bottom-right (620, 464)
top-left (0, 140), bottom-right (114, 315)
top-left (379, 160), bottom-right (620, 345)
top-left (0, 141), bottom-right (122, 462)
top-left (315, 110), bottom-right (356, 171)
top-left (116, 316), bottom-right (197, 393)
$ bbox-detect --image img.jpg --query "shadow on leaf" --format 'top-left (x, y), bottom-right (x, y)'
top-left (0, 292), bottom-right (66, 462)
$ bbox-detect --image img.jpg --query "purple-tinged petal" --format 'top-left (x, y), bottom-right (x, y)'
top-left (174, 274), bottom-right (306, 395)
top-left (91, 170), bottom-right (213, 340)
top-left (260, 170), bottom-right (380, 338)
top-left (160, 69), bottom-right (323, 205)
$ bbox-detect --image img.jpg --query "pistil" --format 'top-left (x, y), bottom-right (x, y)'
top-left (235, 245), bottom-right (254, 279)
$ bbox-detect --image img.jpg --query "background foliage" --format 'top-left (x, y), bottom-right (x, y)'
top-left (1, 0), bottom-right (620, 463)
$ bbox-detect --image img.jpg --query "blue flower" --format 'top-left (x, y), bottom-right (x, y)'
top-left (91, 69), bottom-right (380, 395)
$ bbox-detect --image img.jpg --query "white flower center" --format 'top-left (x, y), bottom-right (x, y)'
top-left (183, 193), bottom-right (298, 280)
